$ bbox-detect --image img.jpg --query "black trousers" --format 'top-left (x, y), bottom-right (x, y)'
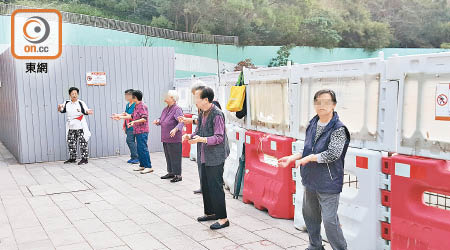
top-left (67, 129), bottom-right (88, 160)
top-left (163, 142), bottom-right (182, 175)
top-left (201, 163), bottom-right (227, 219)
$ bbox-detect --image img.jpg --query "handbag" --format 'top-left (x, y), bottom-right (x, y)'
top-left (226, 71), bottom-right (246, 112)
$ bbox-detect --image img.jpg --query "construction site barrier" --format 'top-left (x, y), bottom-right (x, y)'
top-left (243, 130), bottom-right (296, 219)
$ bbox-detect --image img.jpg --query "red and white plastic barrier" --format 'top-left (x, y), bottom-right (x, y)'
top-left (293, 142), bottom-right (387, 250)
top-left (243, 130), bottom-right (296, 219)
top-left (381, 155), bottom-right (450, 250)
top-left (189, 124), bottom-right (197, 161)
top-left (223, 124), bottom-right (246, 195)
top-left (182, 113), bottom-right (193, 158)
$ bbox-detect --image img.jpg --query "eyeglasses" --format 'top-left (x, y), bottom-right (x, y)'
top-left (314, 100), bottom-right (334, 106)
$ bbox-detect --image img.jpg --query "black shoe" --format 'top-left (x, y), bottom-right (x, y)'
top-left (305, 246), bottom-right (325, 250)
top-left (161, 173), bottom-right (175, 179)
top-left (78, 159), bottom-right (88, 165)
top-left (193, 189), bottom-right (202, 194)
top-left (170, 176), bottom-right (182, 183)
top-left (197, 214), bottom-right (216, 222)
top-left (210, 220), bottom-right (230, 230)
top-left (64, 159), bottom-right (76, 164)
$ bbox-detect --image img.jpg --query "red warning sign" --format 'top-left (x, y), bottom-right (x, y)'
top-left (86, 72), bottom-right (106, 86)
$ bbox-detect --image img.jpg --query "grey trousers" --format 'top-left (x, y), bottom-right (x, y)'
top-left (163, 142), bottom-right (182, 175)
top-left (303, 188), bottom-right (347, 250)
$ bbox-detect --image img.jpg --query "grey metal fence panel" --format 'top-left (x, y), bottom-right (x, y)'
top-left (0, 3), bottom-right (238, 45)
top-left (3, 45), bottom-right (174, 163)
top-left (0, 49), bottom-right (21, 161)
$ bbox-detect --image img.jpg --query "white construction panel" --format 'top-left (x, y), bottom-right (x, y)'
top-left (387, 52), bottom-right (450, 160)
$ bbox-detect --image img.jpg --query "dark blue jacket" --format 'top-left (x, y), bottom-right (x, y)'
top-left (300, 112), bottom-right (350, 194)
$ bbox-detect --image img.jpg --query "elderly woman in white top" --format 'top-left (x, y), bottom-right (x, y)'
top-left (57, 87), bottom-right (94, 165)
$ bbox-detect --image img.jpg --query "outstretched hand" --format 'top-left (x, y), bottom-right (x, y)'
top-left (278, 156), bottom-right (293, 168)
top-left (182, 134), bottom-right (191, 142)
top-left (295, 155), bottom-right (314, 168)
top-left (178, 116), bottom-right (193, 124)
top-left (111, 113), bottom-right (121, 120)
top-left (152, 119), bottom-right (160, 125)
top-left (170, 128), bottom-right (178, 137)
top-left (188, 135), bottom-right (204, 144)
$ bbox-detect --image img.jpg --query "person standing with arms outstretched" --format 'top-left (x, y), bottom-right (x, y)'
top-left (279, 89), bottom-right (350, 250)
top-left (112, 90), bottom-right (153, 174)
top-left (57, 87), bottom-right (94, 165)
top-left (112, 89), bottom-right (139, 165)
top-left (183, 86), bottom-right (230, 230)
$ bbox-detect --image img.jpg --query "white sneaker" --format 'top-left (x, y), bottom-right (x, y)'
top-left (133, 166), bottom-right (145, 171)
top-left (140, 168), bottom-right (154, 174)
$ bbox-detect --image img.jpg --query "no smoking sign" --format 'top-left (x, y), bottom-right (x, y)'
top-left (435, 83), bottom-right (450, 121)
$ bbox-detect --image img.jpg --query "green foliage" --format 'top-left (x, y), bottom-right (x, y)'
top-left (268, 44), bottom-right (295, 67)
top-left (10, 0), bottom-right (450, 49)
top-left (299, 11), bottom-right (342, 49)
top-left (150, 16), bottom-right (173, 29)
top-left (367, 0), bottom-right (450, 48)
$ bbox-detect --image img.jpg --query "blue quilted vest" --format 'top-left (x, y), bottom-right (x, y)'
top-left (300, 112), bottom-right (350, 194)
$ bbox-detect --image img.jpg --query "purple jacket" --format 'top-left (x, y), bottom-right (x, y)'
top-left (159, 104), bottom-right (184, 143)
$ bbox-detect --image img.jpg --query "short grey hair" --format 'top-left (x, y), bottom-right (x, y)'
top-left (167, 90), bottom-right (179, 102)
top-left (191, 80), bottom-right (206, 93)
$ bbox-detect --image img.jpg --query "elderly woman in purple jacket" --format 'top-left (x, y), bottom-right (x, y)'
top-left (153, 90), bottom-right (185, 183)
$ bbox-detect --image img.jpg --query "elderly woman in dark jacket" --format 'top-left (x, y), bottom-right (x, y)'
top-left (183, 87), bottom-right (230, 230)
top-left (279, 89), bottom-right (350, 250)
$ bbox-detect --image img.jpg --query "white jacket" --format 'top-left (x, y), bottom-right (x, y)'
top-left (61, 99), bottom-right (92, 141)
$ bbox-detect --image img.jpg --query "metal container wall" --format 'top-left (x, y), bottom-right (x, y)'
top-left (0, 45), bottom-right (175, 163)
top-left (0, 48), bottom-right (20, 160)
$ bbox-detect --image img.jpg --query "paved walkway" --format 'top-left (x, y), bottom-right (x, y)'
top-left (0, 141), bottom-right (332, 250)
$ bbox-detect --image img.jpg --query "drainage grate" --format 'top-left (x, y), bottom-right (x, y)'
top-left (26, 180), bottom-right (94, 196)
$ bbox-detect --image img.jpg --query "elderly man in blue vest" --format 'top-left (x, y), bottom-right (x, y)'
top-left (279, 89), bottom-right (350, 250)
top-left (183, 86), bottom-right (230, 230)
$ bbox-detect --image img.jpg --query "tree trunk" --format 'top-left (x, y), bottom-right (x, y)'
top-left (192, 15), bottom-right (202, 33)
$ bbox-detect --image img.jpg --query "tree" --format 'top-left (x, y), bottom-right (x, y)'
top-left (234, 59), bottom-right (257, 72)
top-left (268, 44), bottom-right (295, 67)
top-left (11, 0), bottom-right (450, 49)
top-left (367, 0), bottom-right (450, 48)
top-left (150, 16), bottom-right (174, 29)
top-left (299, 12), bottom-right (342, 49)
top-left (322, 0), bottom-right (392, 50)
top-left (441, 43), bottom-right (450, 49)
